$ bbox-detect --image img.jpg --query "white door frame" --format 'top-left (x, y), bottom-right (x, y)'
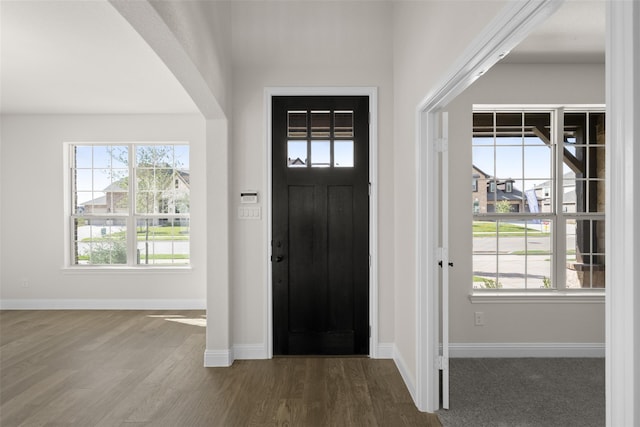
top-left (264, 87), bottom-right (379, 359)
top-left (415, 0), bottom-right (564, 413)
top-left (417, 1), bottom-right (640, 423)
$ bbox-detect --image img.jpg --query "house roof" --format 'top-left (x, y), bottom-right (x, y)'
top-left (472, 165), bottom-right (491, 178)
top-left (493, 187), bottom-right (523, 202)
top-left (534, 171), bottom-right (576, 189)
top-left (80, 195), bottom-right (106, 207)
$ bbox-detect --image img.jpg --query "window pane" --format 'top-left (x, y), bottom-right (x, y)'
top-left (311, 140), bottom-right (330, 167)
top-left (334, 111), bottom-right (353, 138)
top-left (75, 169), bottom-right (93, 191)
top-left (497, 231), bottom-right (526, 289)
top-left (472, 146), bottom-right (494, 176)
top-left (311, 111), bottom-right (331, 138)
top-left (92, 145), bottom-right (112, 168)
top-left (174, 145), bottom-right (190, 169)
top-left (495, 113), bottom-right (522, 139)
top-left (473, 220), bottom-right (499, 288)
top-left (136, 146), bottom-right (173, 168)
top-left (495, 146), bottom-right (522, 180)
top-left (288, 111), bottom-right (307, 138)
top-left (473, 219), bottom-right (553, 289)
top-left (472, 112), bottom-right (494, 137)
top-left (73, 218), bottom-right (127, 265)
top-left (566, 219), bottom-right (605, 288)
top-left (527, 220), bottom-right (552, 289)
top-left (334, 140), bottom-right (354, 167)
top-left (74, 146), bottom-right (93, 168)
top-left (524, 112), bottom-right (551, 145)
top-left (524, 146), bottom-right (552, 180)
top-left (136, 168), bottom-right (175, 214)
top-left (136, 218), bottom-right (190, 265)
top-left (288, 141), bottom-right (307, 167)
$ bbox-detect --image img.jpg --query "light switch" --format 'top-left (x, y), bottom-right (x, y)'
top-left (238, 206), bottom-right (261, 220)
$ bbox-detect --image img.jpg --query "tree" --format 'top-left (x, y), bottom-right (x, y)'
top-left (496, 200), bottom-right (513, 213)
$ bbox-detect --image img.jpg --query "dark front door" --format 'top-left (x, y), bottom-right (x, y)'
top-left (272, 96), bottom-right (369, 355)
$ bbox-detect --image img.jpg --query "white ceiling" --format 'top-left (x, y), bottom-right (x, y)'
top-left (0, 0), bottom-right (199, 114)
top-left (505, 0), bottom-right (605, 64)
top-left (0, 0), bottom-right (605, 115)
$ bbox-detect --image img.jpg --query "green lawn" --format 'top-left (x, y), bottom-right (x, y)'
top-left (82, 226), bottom-right (189, 242)
top-left (473, 221), bottom-right (550, 237)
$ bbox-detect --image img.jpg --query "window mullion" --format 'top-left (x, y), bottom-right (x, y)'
top-left (128, 144), bottom-right (136, 266)
top-left (554, 108), bottom-right (566, 290)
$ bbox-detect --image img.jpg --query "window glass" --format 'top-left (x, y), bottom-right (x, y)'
top-left (334, 140), bottom-right (354, 167)
top-left (70, 143), bottom-right (190, 267)
top-left (472, 109), bottom-right (605, 290)
top-left (287, 141), bottom-right (307, 168)
top-left (311, 141), bottom-right (331, 167)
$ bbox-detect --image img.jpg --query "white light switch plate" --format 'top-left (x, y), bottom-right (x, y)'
top-left (238, 206), bottom-right (261, 220)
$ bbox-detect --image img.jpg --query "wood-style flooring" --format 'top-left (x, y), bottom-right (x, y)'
top-left (0, 310), bottom-right (441, 426)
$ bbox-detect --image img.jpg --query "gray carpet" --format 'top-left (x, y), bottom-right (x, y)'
top-left (437, 358), bottom-right (605, 427)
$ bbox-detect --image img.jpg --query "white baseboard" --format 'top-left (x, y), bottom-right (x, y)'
top-left (204, 349), bottom-right (233, 367)
top-left (0, 299), bottom-right (206, 310)
top-left (449, 342), bottom-right (605, 358)
top-left (233, 344), bottom-right (268, 360)
top-left (376, 342), bottom-right (394, 359)
top-left (392, 344), bottom-right (417, 403)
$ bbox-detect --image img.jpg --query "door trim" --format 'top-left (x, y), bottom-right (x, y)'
top-left (265, 87), bottom-right (379, 359)
top-left (415, 1), bottom-right (564, 413)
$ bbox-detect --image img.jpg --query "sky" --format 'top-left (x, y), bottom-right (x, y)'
top-left (472, 136), bottom-right (573, 190)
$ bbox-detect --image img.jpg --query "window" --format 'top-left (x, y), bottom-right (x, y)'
top-left (472, 108), bottom-right (605, 290)
top-left (287, 110), bottom-right (355, 168)
top-left (69, 143), bottom-right (190, 266)
top-left (505, 181), bottom-right (513, 193)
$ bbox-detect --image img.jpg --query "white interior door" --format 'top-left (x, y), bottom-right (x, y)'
top-left (439, 111), bottom-right (450, 410)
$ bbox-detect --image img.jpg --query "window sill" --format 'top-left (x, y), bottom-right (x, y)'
top-left (61, 266), bottom-right (192, 274)
top-left (469, 290), bottom-right (605, 304)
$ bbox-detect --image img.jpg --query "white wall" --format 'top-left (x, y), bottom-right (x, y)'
top-left (447, 63), bottom-right (606, 347)
top-left (229, 0), bottom-right (395, 349)
top-left (0, 114), bottom-right (207, 308)
top-left (392, 0), bottom-right (507, 381)
top-left (146, 0), bottom-right (232, 118)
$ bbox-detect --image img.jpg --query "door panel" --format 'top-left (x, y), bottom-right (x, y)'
top-left (272, 96), bottom-right (369, 355)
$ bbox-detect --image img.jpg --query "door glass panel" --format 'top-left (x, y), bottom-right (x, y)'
top-left (311, 140), bottom-right (331, 167)
top-left (287, 141), bottom-right (307, 168)
top-left (334, 111), bottom-right (353, 137)
top-left (288, 111), bottom-right (307, 138)
top-left (334, 140), bottom-right (354, 167)
top-left (311, 111), bottom-right (331, 138)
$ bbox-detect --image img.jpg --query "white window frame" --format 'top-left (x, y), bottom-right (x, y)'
top-left (64, 142), bottom-right (191, 268)
top-left (471, 105), bottom-right (605, 299)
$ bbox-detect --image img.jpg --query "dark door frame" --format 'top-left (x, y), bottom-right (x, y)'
top-left (265, 87), bottom-right (379, 359)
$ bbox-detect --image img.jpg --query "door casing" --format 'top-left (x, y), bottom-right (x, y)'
top-left (265, 87), bottom-right (379, 359)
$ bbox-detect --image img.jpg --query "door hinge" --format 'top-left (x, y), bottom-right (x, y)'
top-left (435, 138), bottom-right (448, 153)
top-left (369, 254), bottom-right (371, 267)
top-left (437, 355), bottom-right (449, 371)
top-left (437, 247), bottom-right (448, 267)
top-left (368, 182), bottom-right (371, 196)
top-left (369, 325), bottom-right (372, 338)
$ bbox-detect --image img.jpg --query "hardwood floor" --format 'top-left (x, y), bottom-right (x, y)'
top-left (0, 310), bottom-right (441, 426)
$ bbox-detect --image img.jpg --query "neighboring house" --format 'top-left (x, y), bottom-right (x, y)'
top-left (80, 169), bottom-right (190, 216)
top-left (532, 171), bottom-right (577, 213)
top-left (288, 157), bottom-right (306, 166)
top-left (472, 165), bottom-right (524, 213)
